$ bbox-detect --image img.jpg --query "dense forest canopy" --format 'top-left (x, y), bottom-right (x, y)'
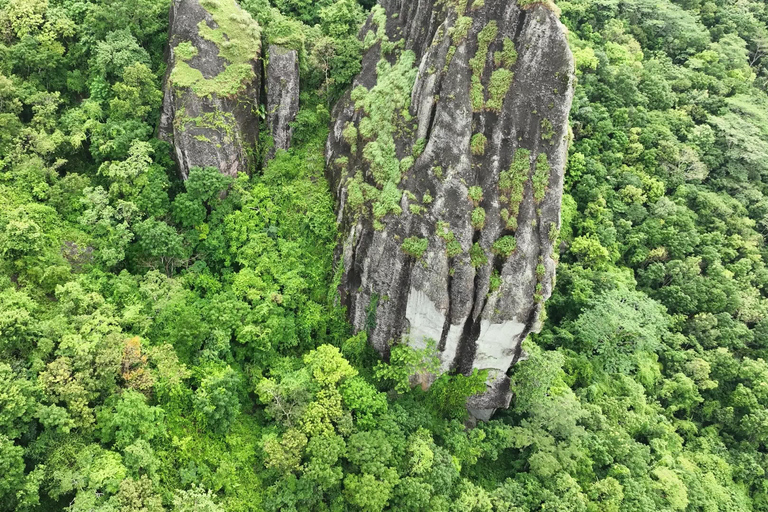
top-left (1, 0), bottom-right (768, 510)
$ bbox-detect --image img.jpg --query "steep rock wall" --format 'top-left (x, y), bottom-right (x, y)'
top-left (158, 0), bottom-right (262, 179)
top-left (327, 0), bottom-right (575, 418)
top-left (265, 44), bottom-right (300, 162)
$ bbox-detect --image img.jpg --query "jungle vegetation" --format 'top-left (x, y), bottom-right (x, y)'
top-left (1, 0), bottom-right (768, 510)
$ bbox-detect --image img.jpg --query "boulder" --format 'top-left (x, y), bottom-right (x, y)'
top-left (158, 0), bottom-right (262, 179)
top-left (264, 44), bottom-right (300, 161)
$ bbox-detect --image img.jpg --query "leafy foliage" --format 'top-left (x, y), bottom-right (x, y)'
top-left (1, 0), bottom-right (768, 510)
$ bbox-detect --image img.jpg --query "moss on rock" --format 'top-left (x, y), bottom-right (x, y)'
top-left (169, 0), bottom-right (261, 99)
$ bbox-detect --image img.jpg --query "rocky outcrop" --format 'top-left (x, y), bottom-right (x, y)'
top-left (265, 44), bottom-right (300, 161)
top-left (327, 0), bottom-right (575, 419)
top-left (159, 0), bottom-right (262, 179)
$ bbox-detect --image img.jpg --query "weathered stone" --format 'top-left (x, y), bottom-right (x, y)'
top-left (265, 44), bottom-right (300, 162)
top-left (158, 0), bottom-right (261, 179)
top-left (327, 0), bottom-right (575, 419)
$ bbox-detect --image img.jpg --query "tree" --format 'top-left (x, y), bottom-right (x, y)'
top-left (0, 363), bottom-right (37, 439)
top-left (173, 486), bottom-right (225, 512)
top-left (572, 288), bottom-right (669, 373)
top-left (0, 435), bottom-right (25, 508)
top-left (193, 365), bottom-right (242, 434)
top-left (97, 390), bottom-right (166, 450)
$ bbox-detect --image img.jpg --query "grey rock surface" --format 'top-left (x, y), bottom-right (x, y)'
top-left (158, 0), bottom-right (262, 179)
top-left (265, 44), bottom-right (300, 162)
top-left (327, 0), bottom-right (575, 417)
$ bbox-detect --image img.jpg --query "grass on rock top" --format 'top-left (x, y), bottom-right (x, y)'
top-left (170, 0), bottom-right (262, 98)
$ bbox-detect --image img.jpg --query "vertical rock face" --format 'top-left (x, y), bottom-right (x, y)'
top-left (158, 0), bottom-right (262, 179)
top-left (265, 44), bottom-right (300, 161)
top-left (327, 0), bottom-right (575, 418)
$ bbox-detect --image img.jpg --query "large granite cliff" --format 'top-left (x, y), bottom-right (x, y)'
top-left (326, 0), bottom-right (575, 418)
top-left (159, 0), bottom-right (574, 419)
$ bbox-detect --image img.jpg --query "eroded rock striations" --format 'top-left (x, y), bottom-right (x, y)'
top-left (327, 0), bottom-right (575, 419)
top-left (159, 0), bottom-right (262, 179)
top-left (265, 44), bottom-right (300, 161)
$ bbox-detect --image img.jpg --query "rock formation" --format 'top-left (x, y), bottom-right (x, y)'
top-left (159, 0), bottom-right (262, 179)
top-left (265, 44), bottom-right (300, 161)
top-left (326, 0), bottom-right (575, 419)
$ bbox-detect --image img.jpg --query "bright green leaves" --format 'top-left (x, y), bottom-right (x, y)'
top-left (109, 63), bottom-right (164, 123)
top-left (133, 218), bottom-right (188, 275)
top-left (256, 367), bottom-right (312, 427)
top-left (264, 428), bottom-right (308, 472)
top-left (532, 153), bottom-right (551, 202)
top-left (94, 29), bottom-right (152, 80)
top-left (47, 443), bottom-right (128, 505)
top-left (343, 122), bottom-right (358, 152)
top-left (319, 0), bottom-right (365, 39)
top-left (172, 166), bottom-right (231, 226)
top-left (486, 68), bottom-right (513, 111)
top-left (494, 37), bottom-right (517, 68)
top-left (0, 213), bottom-right (44, 263)
top-left (651, 467), bottom-right (689, 511)
top-left (470, 21), bottom-right (498, 77)
top-left (407, 429), bottom-right (435, 475)
top-left (257, 346), bottom-right (394, 509)
top-left (540, 118), bottom-right (555, 142)
top-left (344, 471), bottom-right (398, 512)
top-left (107, 476), bottom-right (165, 512)
top-left (81, 140), bottom-right (175, 269)
top-left (499, 147), bottom-right (531, 231)
top-left (99, 140), bottom-right (154, 201)
top-left (401, 236), bottom-right (429, 259)
top-left (304, 344), bottom-right (358, 387)
top-left (97, 390), bottom-right (166, 449)
top-left (470, 133), bottom-right (488, 155)
top-left (174, 41), bottom-right (198, 61)
top-left (302, 432), bottom-right (346, 491)
top-left (573, 288), bottom-right (669, 373)
top-left (173, 485), bottom-right (226, 512)
top-left (339, 376), bottom-right (387, 429)
top-left (452, 16), bottom-right (473, 45)
top-left (492, 235), bottom-right (517, 257)
top-left (341, 39), bottom-right (421, 226)
top-left (469, 21), bottom-right (499, 112)
top-left (471, 207), bottom-right (486, 229)
top-left (0, 435), bottom-right (25, 503)
top-left (447, 241), bottom-right (463, 257)
top-left (468, 186), bottom-right (483, 204)
top-left (427, 370), bottom-right (488, 420)
top-left (351, 51), bottom-right (418, 222)
top-left (470, 242), bottom-right (488, 267)
top-left (0, 363), bottom-right (36, 439)
top-left (347, 429), bottom-right (393, 474)
top-left (345, 430), bottom-right (399, 511)
top-left (374, 341), bottom-right (440, 394)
